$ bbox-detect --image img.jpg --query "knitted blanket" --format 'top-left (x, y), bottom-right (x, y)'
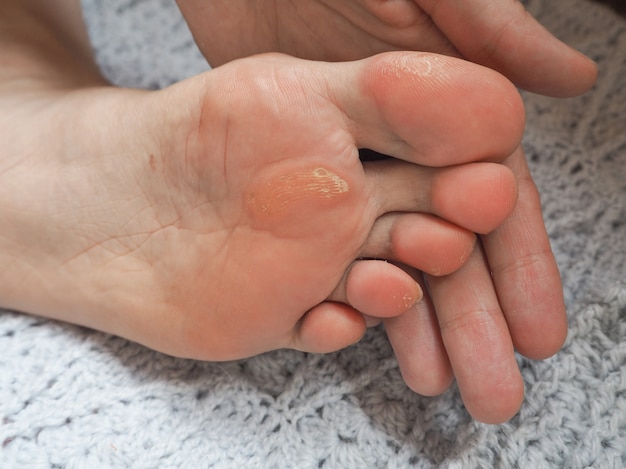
top-left (1, 0), bottom-right (624, 467)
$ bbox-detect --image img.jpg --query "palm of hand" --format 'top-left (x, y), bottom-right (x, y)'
top-left (177, 0), bottom-right (596, 97)
top-left (178, 0), bottom-right (454, 66)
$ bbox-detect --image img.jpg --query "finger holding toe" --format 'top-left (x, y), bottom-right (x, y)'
top-left (480, 148), bottom-right (567, 360)
top-left (384, 281), bottom-right (454, 397)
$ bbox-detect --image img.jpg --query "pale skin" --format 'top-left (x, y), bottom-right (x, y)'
top-left (0, 0), bottom-right (596, 423)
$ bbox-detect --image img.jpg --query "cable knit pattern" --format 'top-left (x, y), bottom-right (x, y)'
top-left (1, 0), bottom-right (624, 467)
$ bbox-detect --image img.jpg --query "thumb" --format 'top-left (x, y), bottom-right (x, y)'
top-left (417, 0), bottom-right (597, 96)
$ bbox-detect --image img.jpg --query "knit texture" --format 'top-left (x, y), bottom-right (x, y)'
top-left (1, 0), bottom-right (624, 467)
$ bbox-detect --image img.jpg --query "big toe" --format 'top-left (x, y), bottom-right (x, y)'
top-left (334, 51), bottom-right (526, 167)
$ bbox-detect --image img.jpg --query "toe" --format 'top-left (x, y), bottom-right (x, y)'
top-left (361, 211), bottom-right (476, 277)
top-left (338, 51), bottom-right (525, 166)
top-left (365, 159), bottom-right (518, 234)
top-left (327, 259), bottom-right (423, 318)
top-left (291, 302), bottom-right (367, 354)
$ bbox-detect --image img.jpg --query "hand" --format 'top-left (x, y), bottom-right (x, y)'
top-left (383, 147), bottom-right (567, 423)
top-left (177, 0), bottom-right (597, 97)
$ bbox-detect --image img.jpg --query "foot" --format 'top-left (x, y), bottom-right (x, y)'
top-left (175, 0), bottom-right (583, 423)
top-left (0, 52), bottom-right (522, 360)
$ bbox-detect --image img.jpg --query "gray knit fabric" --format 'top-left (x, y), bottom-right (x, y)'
top-left (1, 0), bottom-right (625, 467)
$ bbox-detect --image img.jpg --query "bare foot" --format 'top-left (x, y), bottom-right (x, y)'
top-left (0, 50), bottom-right (522, 360)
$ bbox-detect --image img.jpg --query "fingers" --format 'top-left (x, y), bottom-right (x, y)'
top-left (416, 0), bottom-right (598, 96)
top-left (426, 243), bottom-right (525, 424)
top-left (384, 275), bottom-right (454, 397)
top-left (364, 159), bottom-right (518, 234)
top-left (344, 52), bottom-right (525, 166)
top-left (374, 150), bottom-right (565, 420)
top-left (360, 0), bottom-right (461, 56)
top-left (480, 147), bottom-right (568, 359)
top-left (316, 149), bottom-right (564, 422)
